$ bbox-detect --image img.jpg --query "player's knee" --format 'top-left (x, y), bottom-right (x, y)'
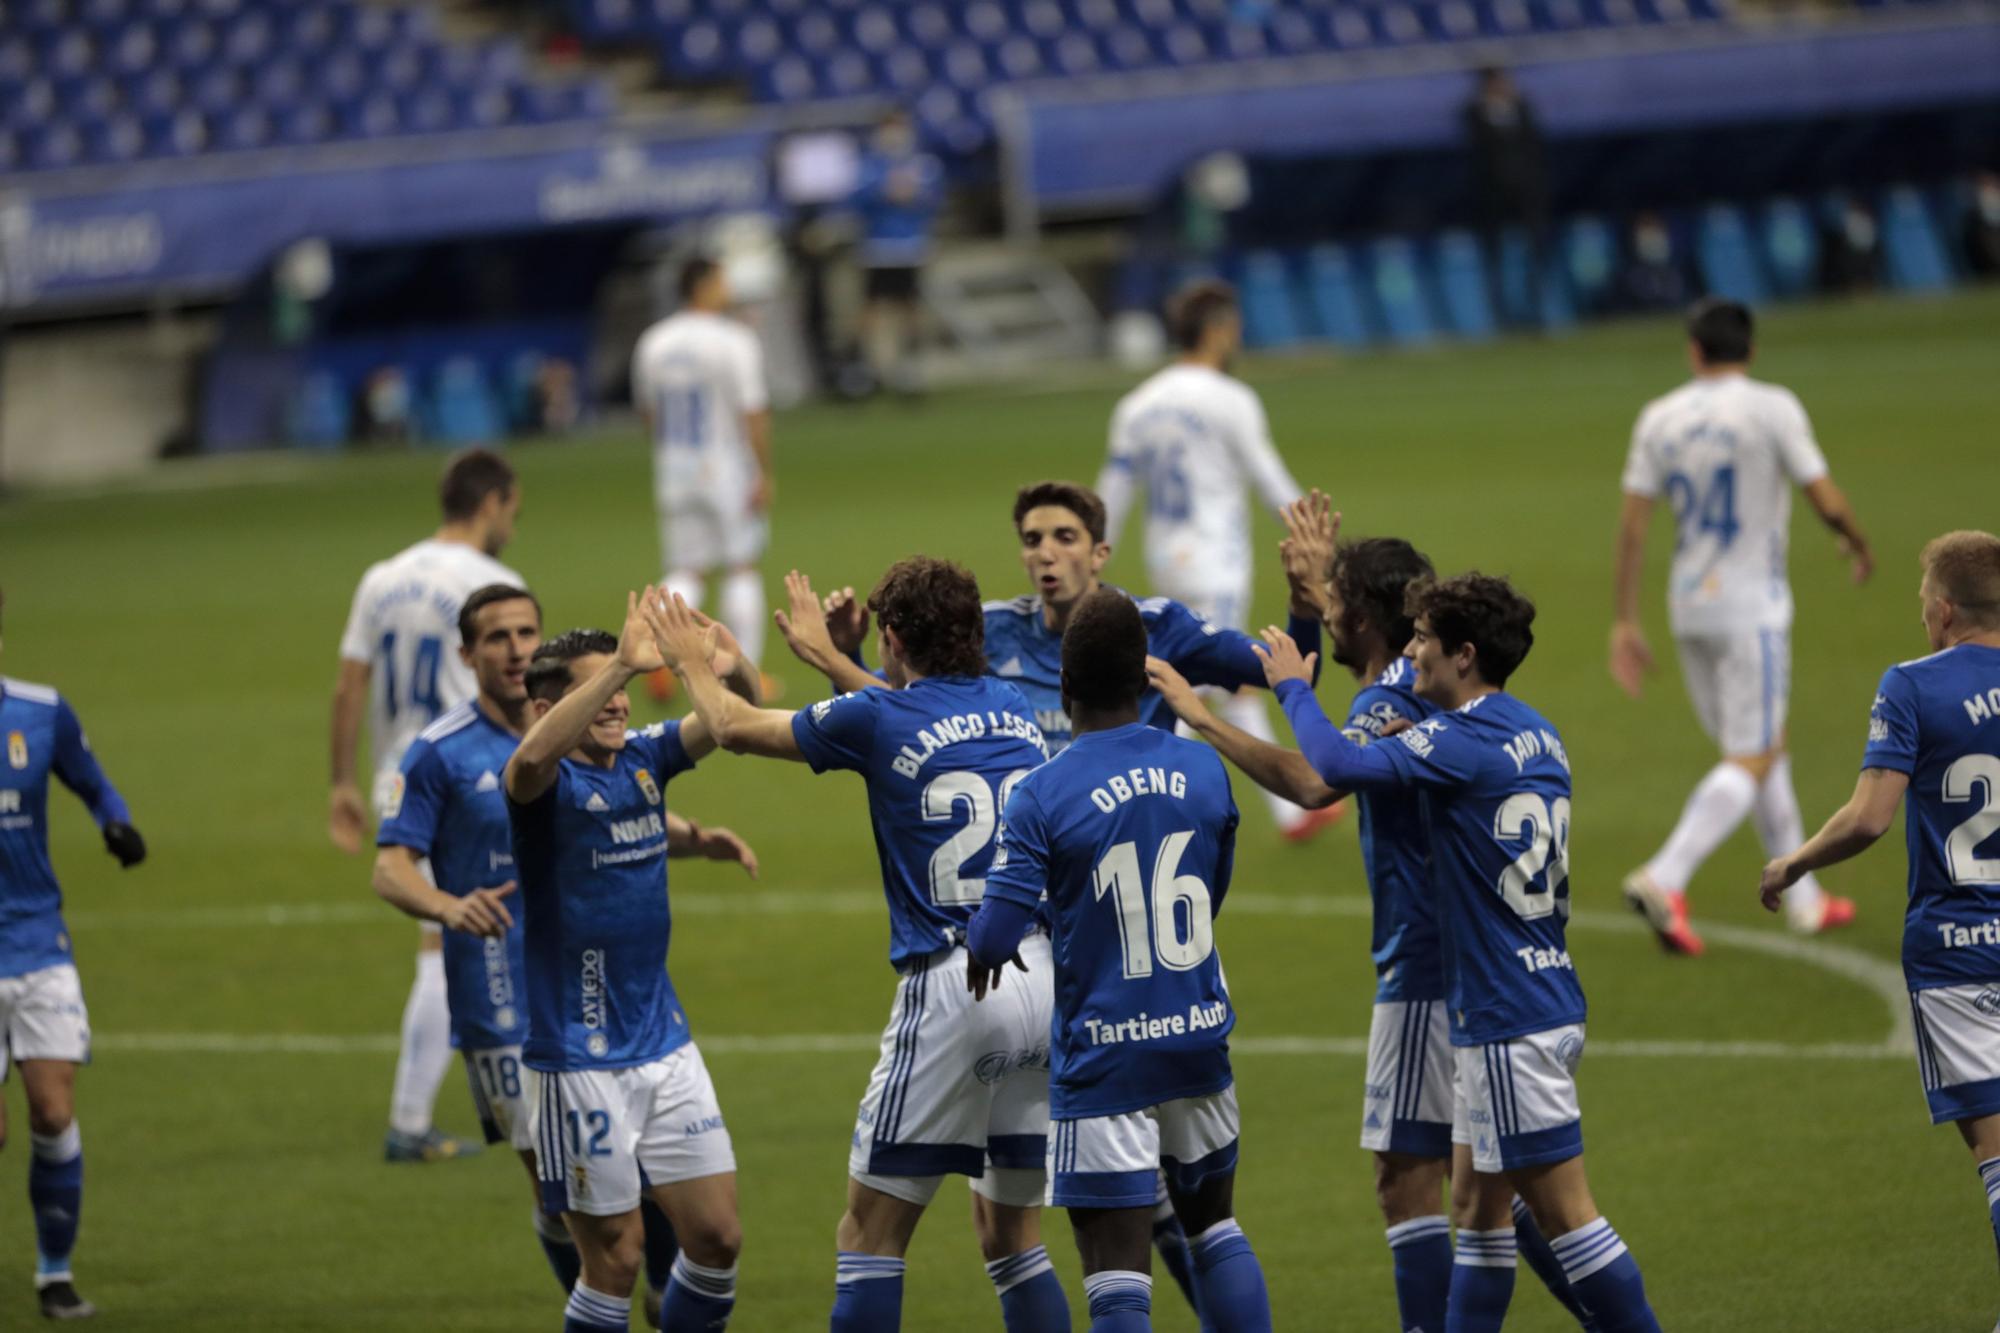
top-left (1374, 1152), bottom-right (1444, 1224)
top-left (24, 1094), bottom-right (74, 1139)
top-left (1728, 749), bottom-right (1779, 784)
top-left (678, 1214), bottom-right (741, 1268)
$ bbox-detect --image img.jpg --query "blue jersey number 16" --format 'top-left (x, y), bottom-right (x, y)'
top-left (378, 632), bottom-right (444, 722)
top-left (1093, 831), bottom-right (1215, 979)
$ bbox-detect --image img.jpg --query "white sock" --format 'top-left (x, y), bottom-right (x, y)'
top-left (720, 568), bottom-right (766, 670)
top-left (1217, 691), bottom-right (1308, 829)
top-left (1643, 761), bottom-right (1759, 896)
top-left (665, 569), bottom-right (705, 611)
top-left (389, 948), bottom-right (452, 1136)
top-left (1751, 755), bottom-right (1827, 923)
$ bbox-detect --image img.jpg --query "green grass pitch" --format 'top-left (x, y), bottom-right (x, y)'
top-left (2, 289), bottom-right (1999, 1329)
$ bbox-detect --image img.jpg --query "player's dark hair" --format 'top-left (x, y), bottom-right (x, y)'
top-left (1061, 588), bottom-right (1147, 713)
top-left (526, 628), bottom-right (619, 703)
top-left (1014, 481), bottom-right (1107, 545)
top-left (1687, 296), bottom-right (1754, 365)
top-left (1167, 279), bottom-right (1239, 352)
top-left (1407, 573), bottom-right (1536, 688)
top-left (1334, 538), bottom-right (1436, 653)
top-left (679, 255), bottom-right (720, 303)
top-left (439, 448), bottom-right (517, 522)
top-left (458, 584), bottom-right (542, 648)
top-left (868, 557), bottom-right (987, 679)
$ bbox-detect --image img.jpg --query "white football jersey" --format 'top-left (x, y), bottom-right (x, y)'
top-left (337, 538), bottom-right (524, 782)
top-left (1621, 372), bottom-right (1829, 635)
top-left (1099, 363), bottom-right (1303, 590)
top-left (631, 310), bottom-right (769, 507)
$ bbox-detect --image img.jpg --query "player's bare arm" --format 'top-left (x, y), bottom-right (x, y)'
top-left (1801, 476), bottom-right (1875, 585)
top-left (372, 845), bottom-right (516, 936)
top-left (1757, 767), bottom-right (1907, 910)
top-left (328, 657), bottom-right (372, 853)
top-left (774, 570), bottom-right (879, 695)
top-left (666, 811), bottom-right (760, 879)
top-left (746, 409), bottom-right (774, 511)
top-left (505, 588), bottom-right (662, 802)
top-left (1148, 656), bottom-right (1338, 808)
top-left (649, 593), bottom-right (805, 760)
top-left (1608, 490), bottom-right (1659, 699)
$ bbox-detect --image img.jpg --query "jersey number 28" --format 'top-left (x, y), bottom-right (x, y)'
top-left (923, 769), bottom-right (1032, 905)
top-left (1493, 794), bottom-right (1572, 919)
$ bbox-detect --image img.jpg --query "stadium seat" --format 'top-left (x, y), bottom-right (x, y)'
top-left (1367, 237), bottom-right (1439, 344)
top-left (1238, 250), bottom-right (1304, 349)
top-left (1695, 203), bottom-right (1770, 304)
top-left (1433, 229), bottom-right (1498, 339)
top-left (1299, 244), bottom-right (1376, 348)
top-left (1879, 185), bottom-right (1953, 292)
top-left (1760, 197), bottom-right (1820, 299)
top-left (1561, 215), bottom-right (1618, 315)
top-left (290, 371), bottom-right (353, 449)
top-left (428, 357), bottom-right (505, 444)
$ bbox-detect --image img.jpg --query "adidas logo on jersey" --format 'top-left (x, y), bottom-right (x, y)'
top-left (994, 656), bottom-right (1025, 677)
top-left (475, 770), bottom-right (499, 793)
top-left (585, 792), bottom-right (609, 812)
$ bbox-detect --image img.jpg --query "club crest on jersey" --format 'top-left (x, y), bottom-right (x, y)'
top-left (634, 768), bottom-right (661, 806)
top-left (6, 731), bottom-right (25, 769)
top-left (382, 773), bottom-right (405, 818)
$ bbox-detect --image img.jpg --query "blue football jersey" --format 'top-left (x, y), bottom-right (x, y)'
top-left (982, 592), bottom-right (1286, 753)
top-left (986, 723), bottom-right (1240, 1119)
top-left (508, 721), bottom-right (698, 1071)
top-left (0, 678), bottom-right (130, 980)
top-left (792, 675), bottom-right (1050, 969)
top-left (377, 702), bottom-right (528, 1051)
top-left (1347, 692), bottom-right (1583, 1045)
top-left (1861, 643), bottom-right (2000, 989)
top-left (1342, 660), bottom-right (1445, 1004)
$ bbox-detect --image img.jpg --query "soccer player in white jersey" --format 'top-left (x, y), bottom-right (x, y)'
top-left (329, 447), bottom-right (524, 1162)
top-left (1612, 298), bottom-right (1875, 953)
top-left (633, 256), bottom-right (774, 700)
top-left (1098, 279), bottom-right (1333, 842)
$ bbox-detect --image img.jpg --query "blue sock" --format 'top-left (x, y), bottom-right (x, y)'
top-left (1384, 1214), bottom-right (1451, 1332)
top-left (564, 1280), bottom-right (629, 1331)
top-left (29, 1124), bottom-right (83, 1287)
top-left (1980, 1157), bottom-right (2000, 1274)
top-left (1549, 1218), bottom-right (1661, 1333)
top-left (641, 1198), bottom-right (680, 1297)
top-left (534, 1209), bottom-right (581, 1293)
top-left (1151, 1200), bottom-right (1202, 1318)
top-left (1084, 1269), bottom-right (1151, 1332)
top-left (831, 1252), bottom-right (904, 1331)
top-left (1447, 1227), bottom-right (1516, 1333)
top-left (987, 1244), bottom-right (1071, 1332)
top-left (660, 1254), bottom-right (736, 1332)
top-left (1513, 1197), bottom-right (1599, 1330)
top-left (1189, 1219), bottom-right (1272, 1333)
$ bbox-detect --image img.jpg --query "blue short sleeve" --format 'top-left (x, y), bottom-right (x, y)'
top-left (629, 720), bottom-right (697, 781)
top-left (985, 780), bottom-right (1051, 911)
top-left (1862, 666), bottom-right (1919, 775)
top-left (378, 740), bottom-right (447, 856)
top-left (791, 689), bottom-right (881, 774)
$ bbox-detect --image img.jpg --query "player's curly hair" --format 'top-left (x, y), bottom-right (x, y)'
top-left (1333, 538), bottom-right (1435, 655)
top-left (525, 628), bottom-right (618, 702)
top-left (1013, 482), bottom-right (1107, 544)
top-left (1061, 588), bottom-right (1147, 712)
top-left (1406, 573), bottom-right (1536, 688)
top-left (868, 557), bottom-right (987, 679)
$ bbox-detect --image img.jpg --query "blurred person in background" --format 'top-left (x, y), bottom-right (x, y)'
top-left (1818, 194), bottom-right (1881, 294)
top-left (1462, 66), bottom-right (1550, 327)
top-left (852, 108), bottom-right (942, 396)
top-left (633, 256), bottom-right (775, 703)
top-left (1621, 212), bottom-right (1687, 313)
top-left (1963, 171), bottom-right (2000, 279)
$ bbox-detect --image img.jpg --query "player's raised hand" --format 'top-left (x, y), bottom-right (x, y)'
top-left (823, 586), bottom-right (871, 658)
top-left (1253, 626), bottom-right (1317, 689)
top-left (1608, 621), bottom-right (1657, 699)
top-left (1757, 857), bottom-right (1800, 913)
top-left (1145, 655), bottom-right (1212, 727)
top-left (773, 570), bottom-right (839, 668)
top-left (685, 605), bottom-right (743, 679)
top-left (640, 592), bottom-right (707, 673)
top-left (694, 824), bottom-right (759, 879)
top-left (443, 881), bottom-right (516, 937)
top-left (328, 783), bottom-right (369, 855)
top-left (967, 948), bottom-right (1027, 1002)
top-left (617, 586), bottom-right (668, 674)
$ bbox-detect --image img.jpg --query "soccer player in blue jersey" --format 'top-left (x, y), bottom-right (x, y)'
top-left (504, 590), bottom-right (760, 1333)
top-left (1262, 573), bottom-right (1662, 1333)
top-left (1759, 530), bottom-right (2000, 1316)
top-left (966, 587), bottom-right (1273, 1333)
top-left (0, 588), bottom-right (146, 1320)
top-left (1153, 501), bottom-right (1599, 1332)
top-left (647, 560), bottom-right (1071, 1333)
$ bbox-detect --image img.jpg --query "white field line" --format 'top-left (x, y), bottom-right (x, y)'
top-left (73, 891), bottom-right (1914, 1056)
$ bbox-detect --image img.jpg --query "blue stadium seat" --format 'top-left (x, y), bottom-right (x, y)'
top-left (1047, 30), bottom-right (1102, 73)
top-left (1238, 250), bottom-right (1303, 348)
top-left (1300, 244), bottom-right (1376, 348)
top-left (401, 89), bottom-right (458, 134)
top-left (24, 123), bottom-right (86, 171)
top-left (1879, 185), bottom-right (1953, 291)
top-left (144, 108), bottom-right (210, 158)
top-left (1695, 203), bottom-right (1770, 304)
top-left (1432, 229), bottom-right (1497, 339)
top-left (1760, 197), bottom-right (1819, 299)
top-left (1367, 237), bottom-right (1439, 344)
top-left (877, 45), bottom-right (934, 92)
top-left (290, 371), bottom-right (352, 450)
top-left (214, 105), bottom-right (273, 152)
top-left (428, 357), bottom-right (505, 444)
top-left (1561, 215), bottom-right (1618, 315)
top-left (276, 102), bottom-right (336, 145)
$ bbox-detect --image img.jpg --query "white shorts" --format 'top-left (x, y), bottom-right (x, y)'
top-left (1149, 565), bottom-right (1252, 633)
top-left (466, 1045), bottom-right (532, 1152)
top-left (849, 936), bottom-right (1052, 1207)
top-left (657, 470), bottom-right (767, 573)
top-left (1361, 999), bottom-right (1453, 1157)
top-left (1451, 1025), bottom-right (1585, 1174)
top-left (1675, 627), bottom-right (1789, 756)
top-left (530, 1042), bottom-right (736, 1217)
top-left (0, 963), bottom-right (91, 1078)
top-left (1048, 1086), bottom-right (1240, 1209)
top-left (1910, 985), bottom-right (2000, 1124)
